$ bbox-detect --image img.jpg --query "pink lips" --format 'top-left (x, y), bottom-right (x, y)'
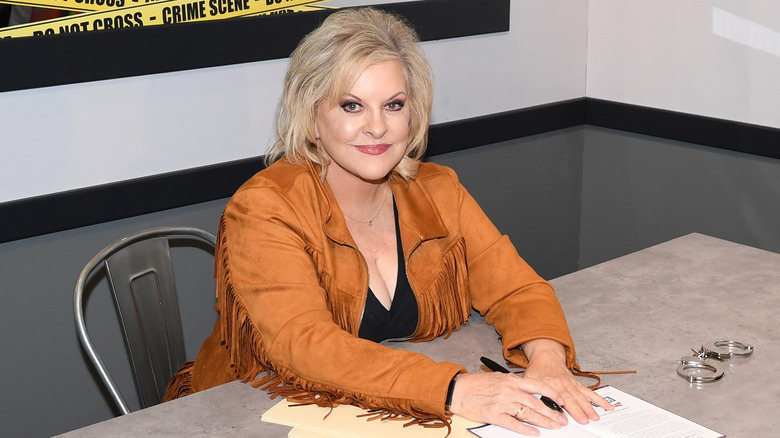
top-left (354, 144), bottom-right (392, 155)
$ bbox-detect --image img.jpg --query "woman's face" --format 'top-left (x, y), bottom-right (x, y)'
top-left (315, 60), bottom-right (410, 184)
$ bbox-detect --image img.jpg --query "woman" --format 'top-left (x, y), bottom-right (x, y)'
top-left (165, 7), bottom-right (611, 436)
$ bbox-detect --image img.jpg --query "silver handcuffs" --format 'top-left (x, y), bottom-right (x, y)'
top-left (677, 339), bottom-right (753, 383)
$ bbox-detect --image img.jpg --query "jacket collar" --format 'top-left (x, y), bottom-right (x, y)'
top-left (306, 160), bottom-right (448, 248)
top-left (391, 175), bottom-right (449, 244)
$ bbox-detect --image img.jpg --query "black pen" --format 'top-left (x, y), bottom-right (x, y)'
top-left (479, 356), bottom-right (564, 413)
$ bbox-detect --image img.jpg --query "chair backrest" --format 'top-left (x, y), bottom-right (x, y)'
top-left (73, 226), bottom-right (216, 415)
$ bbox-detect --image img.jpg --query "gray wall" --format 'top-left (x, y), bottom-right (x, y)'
top-left (0, 200), bottom-right (225, 437)
top-left (2, 127), bottom-right (780, 436)
top-left (579, 127), bottom-right (780, 268)
top-left (433, 129), bottom-right (585, 280)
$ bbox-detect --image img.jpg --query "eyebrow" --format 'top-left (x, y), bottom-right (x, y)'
top-left (343, 91), bottom-right (408, 102)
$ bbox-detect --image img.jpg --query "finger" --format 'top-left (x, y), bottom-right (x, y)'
top-left (490, 411), bottom-right (544, 437)
top-left (479, 376), bottom-right (562, 423)
top-left (573, 386), bottom-right (613, 420)
top-left (490, 375), bottom-right (567, 428)
top-left (516, 400), bottom-right (565, 429)
top-left (561, 389), bottom-right (598, 424)
top-left (509, 394), bottom-right (567, 427)
top-left (510, 376), bottom-right (565, 407)
top-left (535, 395), bottom-right (569, 425)
top-left (538, 375), bottom-right (603, 423)
top-left (589, 390), bottom-right (615, 411)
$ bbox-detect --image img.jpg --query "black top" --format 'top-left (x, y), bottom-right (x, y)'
top-left (358, 204), bottom-right (419, 342)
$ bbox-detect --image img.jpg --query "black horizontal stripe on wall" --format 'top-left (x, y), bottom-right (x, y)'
top-left (427, 99), bottom-right (587, 156)
top-left (586, 98), bottom-right (780, 160)
top-left (2, 98), bottom-right (779, 244)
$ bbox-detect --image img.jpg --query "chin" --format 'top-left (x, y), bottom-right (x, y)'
top-left (355, 156), bottom-right (403, 181)
top-left (356, 168), bottom-right (396, 183)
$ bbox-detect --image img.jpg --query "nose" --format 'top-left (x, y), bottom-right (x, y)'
top-left (363, 108), bottom-right (388, 138)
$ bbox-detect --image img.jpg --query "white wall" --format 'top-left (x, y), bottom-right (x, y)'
top-left (587, 0), bottom-right (780, 129)
top-left (0, 60), bottom-right (288, 202)
top-left (422, 0), bottom-right (588, 123)
top-left (0, 0), bottom-right (588, 204)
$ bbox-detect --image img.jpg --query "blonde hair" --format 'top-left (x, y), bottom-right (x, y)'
top-left (265, 7), bottom-right (433, 181)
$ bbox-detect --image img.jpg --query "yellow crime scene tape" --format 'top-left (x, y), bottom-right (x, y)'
top-left (0, 0), bottom-right (141, 13)
top-left (245, 3), bottom-right (329, 17)
top-left (0, 0), bottom-right (329, 38)
top-left (0, 0), bottom-right (330, 13)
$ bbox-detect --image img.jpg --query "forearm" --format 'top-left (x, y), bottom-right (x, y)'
top-left (521, 338), bottom-right (568, 367)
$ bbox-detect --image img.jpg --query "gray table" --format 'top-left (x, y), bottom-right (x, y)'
top-left (57, 233), bottom-right (780, 437)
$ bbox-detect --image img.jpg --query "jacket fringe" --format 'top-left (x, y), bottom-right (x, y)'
top-left (162, 360), bottom-right (194, 402)
top-left (214, 215), bottom-right (452, 430)
top-left (305, 245), bottom-right (356, 335)
top-left (412, 238), bottom-right (471, 342)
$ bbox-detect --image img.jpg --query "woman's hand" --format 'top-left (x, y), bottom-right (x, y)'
top-left (521, 339), bottom-right (614, 424)
top-left (449, 372), bottom-right (567, 437)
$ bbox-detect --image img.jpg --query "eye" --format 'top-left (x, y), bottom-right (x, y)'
top-left (341, 101), bottom-right (362, 113)
top-left (386, 100), bottom-right (405, 111)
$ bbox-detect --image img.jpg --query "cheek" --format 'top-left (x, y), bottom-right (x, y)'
top-left (321, 119), bottom-right (354, 141)
top-left (394, 117), bottom-right (411, 138)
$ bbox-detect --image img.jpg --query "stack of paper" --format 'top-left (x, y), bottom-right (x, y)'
top-left (262, 399), bottom-right (481, 438)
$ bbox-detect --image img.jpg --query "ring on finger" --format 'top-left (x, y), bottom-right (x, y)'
top-left (516, 405), bottom-right (526, 417)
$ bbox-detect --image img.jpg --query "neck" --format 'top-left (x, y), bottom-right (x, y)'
top-left (326, 171), bottom-right (388, 208)
top-left (326, 172), bottom-right (390, 226)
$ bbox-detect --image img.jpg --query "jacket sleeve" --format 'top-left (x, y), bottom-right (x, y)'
top-left (211, 183), bottom-right (465, 423)
top-left (436, 167), bottom-right (578, 369)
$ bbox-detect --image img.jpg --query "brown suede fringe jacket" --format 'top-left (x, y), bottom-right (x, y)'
top-left (164, 159), bottom-right (577, 425)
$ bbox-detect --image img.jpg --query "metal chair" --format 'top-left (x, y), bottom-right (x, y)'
top-left (73, 226), bottom-right (217, 415)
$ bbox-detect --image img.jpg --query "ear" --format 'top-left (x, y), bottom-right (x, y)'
top-left (312, 109), bottom-right (321, 140)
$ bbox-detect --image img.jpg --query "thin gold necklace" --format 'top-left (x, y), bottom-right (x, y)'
top-left (343, 184), bottom-right (389, 229)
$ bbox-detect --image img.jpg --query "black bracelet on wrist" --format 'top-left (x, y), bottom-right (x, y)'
top-left (444, 377), bottom-right (457, 414)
